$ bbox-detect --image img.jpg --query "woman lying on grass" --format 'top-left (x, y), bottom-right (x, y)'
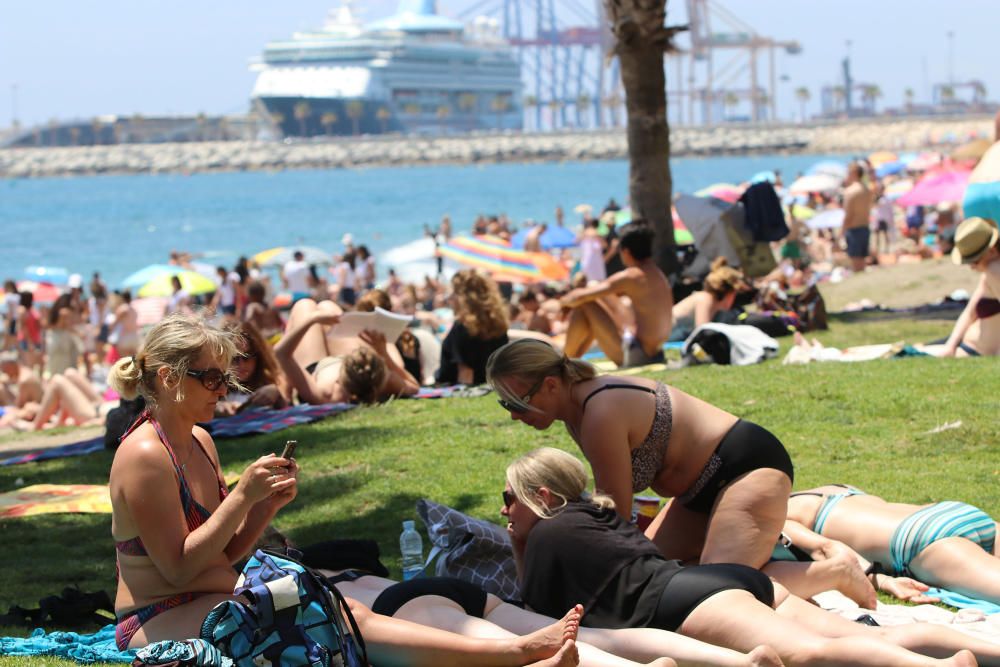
top-left (784, 484), bottom-right (999, 604)
top-left (487, 339), bottom-right (793, 569)
top-left (107, 313), bottom-right (580, 667)
top-left (500, 447), bottom-right (1000, 667)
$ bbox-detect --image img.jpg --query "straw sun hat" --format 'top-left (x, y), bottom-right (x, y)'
top-left (952, 217), bottom-right (999, 265)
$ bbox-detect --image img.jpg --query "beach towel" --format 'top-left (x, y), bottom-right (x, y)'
top-left (202, 403), bottom-right (355, 438)
top-left (0, 624), bottom-right (135, 663)
top-left (0, 436), bottom-right (104, 467)
top-left (414, 385), bottom-right (492, 399)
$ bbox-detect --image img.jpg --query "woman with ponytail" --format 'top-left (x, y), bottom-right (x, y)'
top-left (486, 338), bottom-right (793, 569)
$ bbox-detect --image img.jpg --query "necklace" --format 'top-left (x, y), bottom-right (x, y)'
top-left (178, 437), bottom-right (199, 471)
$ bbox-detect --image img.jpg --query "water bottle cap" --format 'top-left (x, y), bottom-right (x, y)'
top-left (402, 520), bottom-right (415, 530)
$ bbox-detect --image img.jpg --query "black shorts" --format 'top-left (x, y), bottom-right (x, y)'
top-left (371, 577), bottom-right (488, 618)
top-left (652, 563), bottom-right (774, 631)
top-left (679, 420), bottom-right (794, 514)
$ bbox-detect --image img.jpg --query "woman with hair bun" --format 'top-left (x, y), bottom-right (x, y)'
top-left (486, 338), bottom-right (792, 569)
top-left (108, 312), bottom-right (299, 649)
top-left (669, 257), bottom-right (748, 341)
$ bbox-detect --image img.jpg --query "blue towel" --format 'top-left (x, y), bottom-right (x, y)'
top-left (926, 587), bottom-right (1000, 615)
top-left (0, 624), bottom-right (135, 663)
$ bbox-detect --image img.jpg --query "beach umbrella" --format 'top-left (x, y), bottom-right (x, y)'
top-left (137, 269), bottom-right (217, 298)
top-left (951, 138), bottom-right (992, 164)
top-left (789, 173), bottom-right (842, 194)
top-left (439, 236), bottom-right (568, 284)
top-left (906, 152), bottom-right (942, 172)
top-left (597, 207), bottom-right (694, 244)
top-left (23, 266), bottom-right (69, 286)
top-left (749, 170), bottom-right (776, 184)
top-left (807, 160), bottom-right (847, 180)
top-left (131, 297), bottom-right (170, 327)
top-left (867, 151), bottom-right (898, 168)
top-left (963, 142), bottom-right (1000, 223)
top-left (694, 183), bottom-right (743, 203)
top-left (875, 161), bottom-right (907, 178)
top-left (253, 245), bottom-right (333, 267)
top-left (120, 264), bottom-right (180, 289)
top-left (896, 169), bottom-right (970, 208)
top-left (510, 225), bottom-right (578, 250)
top-left (885, 179), bottom-right (915, 201)
top-left (805, 209), bottom-right (845, 230)
top-left (790, 204), bottom-right (816, 221)
top-left (16, 280), bottom-right (62, 304)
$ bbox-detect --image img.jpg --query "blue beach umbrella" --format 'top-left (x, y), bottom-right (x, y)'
top-left (749, 170), bottom-right (776, 184)
top-left (23, 266), bottom-right (69, 286)
top-left (510, 225), bottom-right (578, 250)
top-left (875, 161), bottom-right (907, 178)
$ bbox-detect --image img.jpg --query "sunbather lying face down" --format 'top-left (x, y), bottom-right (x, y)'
top-left (501, 447), bottom-right (1000, 667)
top-left (786, 484), bottom-right (1000, 604)
top-left (487, 338), bottom-right (793, 569)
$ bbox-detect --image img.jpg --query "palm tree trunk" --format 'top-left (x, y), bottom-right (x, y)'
top-left (605, 0), bottom-right (683, 276)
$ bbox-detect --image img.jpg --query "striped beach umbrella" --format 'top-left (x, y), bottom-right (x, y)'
top-left (694, 183), bottom-right (743, 203)
top-left (439, 236), bottom-right (568, 284)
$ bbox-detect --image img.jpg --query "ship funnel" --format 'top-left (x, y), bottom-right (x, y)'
top-left (396, 0), bottom-right (439, 16)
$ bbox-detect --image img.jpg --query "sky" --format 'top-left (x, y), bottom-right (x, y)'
top-left (2, 0), bottom-right (997, 129)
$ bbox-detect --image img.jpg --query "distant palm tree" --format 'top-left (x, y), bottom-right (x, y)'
top-left (195, 112), bottom-right (208, 141)
top-left (940, 85), bottom-right (956, 105)
top-left (604, 91), bottom-right (623, 127)
top-left (522, 94), bottom-right (537, 130)
top-left (436, 105), bottom-right (451, 121)
top-left (546, 98), bottom-right (561, 129)
top-left (270, 112), bottom-right (286, 138)
top-left (832, 86), bottom-right (846, 113)
top-left (346, 100), bottom-right (364, 136)
top-left (376, 107), bottom-right (391, 133)
top-left (724, 92), bottom-right (739, 120)
top-left (795, 87), bottom-right (811, 123)
top-left (904, 87), bottom-right (915, 111)
top-left (403, 103), bottom-right (421, 117)
top-left (293, 101), bottom-right (312, 137)
top-left (320, 111), bottom-right (338, 136)
top-left (972, 82), bottom-right (987, 104)
top-left (491, 95), bottom-right (511, 130)
top-left (91, 118), bottom-right (103, 145)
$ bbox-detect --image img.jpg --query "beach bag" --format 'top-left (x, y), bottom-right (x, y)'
top-left (200, 549), bottom-right (367, 667)
top-left (790, 285), bottom-right (828, 331)
top-left (417, 499), bottom-right (521, 602)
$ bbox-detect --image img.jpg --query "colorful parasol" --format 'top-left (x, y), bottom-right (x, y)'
top-left (137, 269), bottom-right (218, 298)
top-left (789, 173), bottom-right (842, 194)
top-left (253, 246), bottom-right (333, 267)
top-left (510, 225), bottom-right (578, 250)
top-left (597, 207), bottom-right (693, 245)
top-left (16, 280), bottom-right (63, 304)
top-left (694, 183), bottom-right (744, 203)
top-left (896, 169), bottom-right (970, 208)
top-left (440, 236), bottom-right (568, 284)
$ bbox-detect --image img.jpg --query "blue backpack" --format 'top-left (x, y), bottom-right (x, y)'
top-left (200, 549), bottom-right (367, 667)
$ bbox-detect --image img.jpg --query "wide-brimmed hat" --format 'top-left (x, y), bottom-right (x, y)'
top-left (952, 217), bottom-right (999, 264)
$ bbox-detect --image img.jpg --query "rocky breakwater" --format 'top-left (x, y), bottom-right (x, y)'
top-left (0, 125), bottom-right (814, 179)
top-left (805, 116), bottom-right (993, 153)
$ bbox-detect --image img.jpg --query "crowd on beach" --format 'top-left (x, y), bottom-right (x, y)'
top-left (2, 122), bottom-right (1000, 665)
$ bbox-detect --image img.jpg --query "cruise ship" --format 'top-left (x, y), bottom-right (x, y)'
top-left (250, 0), bottom-right (523, 137)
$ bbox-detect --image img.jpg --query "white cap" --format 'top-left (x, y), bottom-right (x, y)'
top-left (341, 233), bottom-right (354, 246)
top-left (67, 273), bottom-right (83, 289)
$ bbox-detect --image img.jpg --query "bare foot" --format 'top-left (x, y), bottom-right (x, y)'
top-left (519, 605), bottom-right (583, 662)
top-left (825, 552), bottom-right (877, 609)
top-left (947, 649), bottom-right (977, 667)
top-left (747, 645), bottom-right (785, 667)
top-left (648, 658), bottom-right (678, 667)
top-left (530, 639), bottom-right (579, 667)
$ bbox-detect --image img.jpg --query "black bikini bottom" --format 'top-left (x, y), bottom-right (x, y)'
top-left (679, 420), bottom-right (794, 514)
top-left (652, 563), bottom-right (774, 631)
top-left (371, 577), bottom-right (488, 618)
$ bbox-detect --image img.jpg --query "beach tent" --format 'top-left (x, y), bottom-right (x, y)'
top-left (896, 169), bottom-right (970, 208)
top-left (439, 236), bottom-right (568, 284)
top-left (674, 195), bottom-right (776, 279)
top-left (963, 142), bottom-right (1000, 223)
top-left (510, 225), bottom-right (577, 250)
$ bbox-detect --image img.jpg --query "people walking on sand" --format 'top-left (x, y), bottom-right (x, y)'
top-left (559, 220), bottom-right (672, 368)
top-left (281, 250), bottom-right (311, 304)
top-left (841, 162), bottom-right (874, 272)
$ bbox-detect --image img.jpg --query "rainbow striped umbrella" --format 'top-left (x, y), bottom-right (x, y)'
top-left (599, 207), bottom-right (694, 245)
top-left (440, 236), bottom-right (568, 284)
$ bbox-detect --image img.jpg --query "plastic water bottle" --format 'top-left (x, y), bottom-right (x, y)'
top-left (399, 520), bottom-right (424, 581)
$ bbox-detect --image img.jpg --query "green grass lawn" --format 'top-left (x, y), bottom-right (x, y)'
top-left (1, 317), bottom-right (998, 666)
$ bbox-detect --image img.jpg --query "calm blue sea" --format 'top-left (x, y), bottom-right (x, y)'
top-left (1, 153), bottom-right (844, 287)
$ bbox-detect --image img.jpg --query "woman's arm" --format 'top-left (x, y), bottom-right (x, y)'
top-left (693, 292), bottom-right (716, 328)
top-left (577, 404), bottom-right (637, 520)
top-left (273, 311), bottom-right (338, 405)
top-left (114, 438), bottom-right (292, 588)
top-left (941, 276), bottom-right (986, 355)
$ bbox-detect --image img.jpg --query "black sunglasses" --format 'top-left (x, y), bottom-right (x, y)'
top-left (502, 489), bottom-right (517, 510)
top-left (186, 368), bottom-right (233, 391)
top-left (497, 377), bottom-right (545, 414)
top-left (233, 351), bottom-right (257, 363)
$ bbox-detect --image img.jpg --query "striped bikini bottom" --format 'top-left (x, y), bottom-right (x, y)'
top-left (889, 501), bottom-right (997, 577)
top-left (115, 592), bottom-right (207, 650)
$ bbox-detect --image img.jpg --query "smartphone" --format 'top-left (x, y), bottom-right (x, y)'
top-left (281, 440), bottom-right (298, 460)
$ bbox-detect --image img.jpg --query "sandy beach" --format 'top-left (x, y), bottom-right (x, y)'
top-left (0, 116), bottom-right (992, 179)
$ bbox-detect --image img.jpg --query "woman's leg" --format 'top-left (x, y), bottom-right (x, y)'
top-left (29, 374), bottom-right (96, 430)
top-left (483, 597), bottom-right (777, 667)
top-left (348, 597), bottom-right (580, 667)
top-left (126, 593), bottom-right (235, 649)
top-left (681, 589), bottom-right (972, 667)
top-left (773, 586), bottom-right (1000, 665)
top-left (646, 500), bottom-right (709, 564)
top-left (283, 298), bottom-right (330, 368)
top-left (763, 556), bottom-right (877, 609)
top-left (701, 469), bottom-right (792, 568)
top-left (910, 536), bottom-right (1000, 604)
top-left (63, 367), bottom-right (101, 402)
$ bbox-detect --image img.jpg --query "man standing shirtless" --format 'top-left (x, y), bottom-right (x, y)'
top-left (560, 220), bottom-right (673, 367)
top-left (841, 162), bottom-right (874, 272)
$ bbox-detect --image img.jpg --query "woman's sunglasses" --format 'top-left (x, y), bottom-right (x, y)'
top-left (233, 351), bottom-right (257, 363)
top-left (502, 489), bottom-right (517, 510)
top-left (496, 377), bottom-right (545, 414)
top-left (186, 368), bottom-right (233, 391)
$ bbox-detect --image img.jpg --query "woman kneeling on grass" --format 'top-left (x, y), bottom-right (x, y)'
top-left (108, 313), bottom-right (580, 667)
top-left (487, 339), bottom-right (792, 568)
top-left (500, 447), bottom-right (1000, 667)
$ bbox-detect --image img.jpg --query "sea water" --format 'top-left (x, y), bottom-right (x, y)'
top-left (0, 153), bottom-right (845, 287)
